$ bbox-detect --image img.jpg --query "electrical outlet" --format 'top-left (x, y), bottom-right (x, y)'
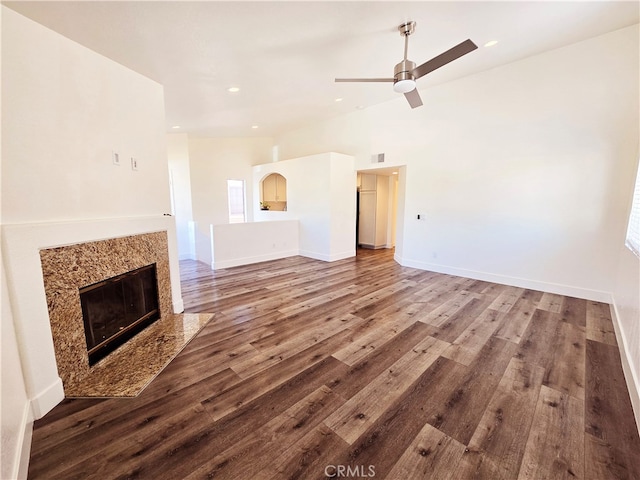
top-left (112, 151), bottom-right (120, 166)
top-left (130, 157), bottom-right (138, 171)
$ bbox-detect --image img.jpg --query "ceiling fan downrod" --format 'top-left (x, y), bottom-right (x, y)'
top-left (394, 21), bottom-right (417, 93)
top-left (399, 21), bottom-right (416, 59)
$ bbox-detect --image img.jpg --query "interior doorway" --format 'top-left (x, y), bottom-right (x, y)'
top-left (355, 167), bottom-right (403, 254)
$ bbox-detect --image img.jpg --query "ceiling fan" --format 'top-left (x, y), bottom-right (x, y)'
top-left (335, 22), bottom-right (477, 108)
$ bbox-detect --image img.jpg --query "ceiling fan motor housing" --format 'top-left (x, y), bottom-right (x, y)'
top-left (394, 59), bottom-right (416, 82)
top-left (393, 59), bottom-right (417, 92)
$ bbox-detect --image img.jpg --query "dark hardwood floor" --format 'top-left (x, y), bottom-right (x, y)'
top-left (28, 249), bottom-right (640, 479)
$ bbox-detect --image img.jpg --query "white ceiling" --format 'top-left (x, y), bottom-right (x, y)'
top-left (5, 1), bottom-right (639, 138)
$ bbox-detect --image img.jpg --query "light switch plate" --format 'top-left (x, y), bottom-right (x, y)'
top-left (112, 151), bottom-right (120, 166)
top-left (131, 157), bottom-right (138, 171)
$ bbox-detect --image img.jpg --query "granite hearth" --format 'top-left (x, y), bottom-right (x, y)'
top-left (59, 312), bottom-right (212, 397)
top-left (39, 231), bottom-right (212, 397)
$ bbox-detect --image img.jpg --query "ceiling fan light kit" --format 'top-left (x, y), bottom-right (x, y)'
top-left (393, 79), bottom-right (416, 94)
top-left (336, 21), bottom-right (477, 109)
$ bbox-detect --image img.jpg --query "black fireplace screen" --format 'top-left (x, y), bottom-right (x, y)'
top-left (80, 263), bottom-right (160, 365)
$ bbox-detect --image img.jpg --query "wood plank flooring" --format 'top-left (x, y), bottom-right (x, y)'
top-left (27, 249), bottom-right (640, 479)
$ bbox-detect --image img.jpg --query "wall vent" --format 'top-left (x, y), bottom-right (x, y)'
top-left (371, 153), bottom-right (385, 163)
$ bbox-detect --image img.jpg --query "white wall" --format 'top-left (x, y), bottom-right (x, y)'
top-left (277, 109), bottom-right (372, 166)
top-left (211, 220), bottom-right (299, 269)
top-left (388, 175), bottom-right (398, 248)
top-left (275, 24), bottom-right (639, 303)
top-left (613, 246), bottom-right (640, 430)
top-left (1, 8), bottom-right (181, 475)
top-left (253, 152), bottom-right (356, 261)
top-left (329, 154), bottom-right (358, 258)
top-left (167, 133), bottom-right (195, 260)
top-left (1, 10), bottom-right (171, 224)
top-left (612, 151), bottom-right (640, 429)
top-left (387, 25), bottom-right (637, 301)
top-left (188, 137), bottom-right (273, 265)
top-left (1, 259), bottom-right (33, 480)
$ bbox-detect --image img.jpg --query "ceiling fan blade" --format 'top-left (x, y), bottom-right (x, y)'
top-left (412, 39), bottom-right (477, 79)
top-left (404, 89), bottom-right (423, 109)
top-left (335, 78), bottom-right (394, 83)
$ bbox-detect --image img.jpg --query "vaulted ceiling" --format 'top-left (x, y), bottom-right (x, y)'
top-left (5, 1), bottom-right (639, 137)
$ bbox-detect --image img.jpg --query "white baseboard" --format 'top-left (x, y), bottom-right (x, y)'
top-left (4, 403), bottom-right (34, 480)
top-left (327, 250), bottom-right (356, 262)
top-left (172, 299), bottom-right (185, 314)
top-left (212, 249), bottom-right (299, 270)
top-left (299, 250), bottom-right (331, 262)
top-left (609, 300), bottom-right (640, 436)
top-left (395, 255), bottom-right (611, 303)
top-left (298, 250), bottom-right (355, 262)
top-left (30, 376), bottom-right (64, 419)
top-left (15, 403), bottom-right (34, 480)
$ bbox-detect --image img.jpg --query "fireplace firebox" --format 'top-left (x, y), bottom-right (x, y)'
top-left (80, 263), bottom-right (160, 365)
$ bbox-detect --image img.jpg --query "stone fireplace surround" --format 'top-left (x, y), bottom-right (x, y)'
top-left (38, 231), bottom-right (211, 397)
top-left (3, 216), bottom-right (193, 416)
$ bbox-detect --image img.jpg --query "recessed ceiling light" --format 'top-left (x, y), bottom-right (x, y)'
top-left (171, 125), bottom-right (181, 129)
top-left (335, 98), bottom-right (343, 102)
top-left (227, 86), bottom-right (240, 93)
top-left (356, 105), bottom-right (365, 110)
top-left (484, 40), bottom-right (499, 47)
top-left (392, 172), bottom-right (398, 175)
top-left (251, 125), bottom-right (259, 129)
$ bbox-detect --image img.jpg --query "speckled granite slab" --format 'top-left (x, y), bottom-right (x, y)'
top-left (65, 312), bottom-right (213, 397)
top-left (39, 232), bottom-right (212, 397)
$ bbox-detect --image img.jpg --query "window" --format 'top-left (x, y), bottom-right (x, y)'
top-left (626, 160), bottom-right (640, 257)
top-left (227, 179), bottom-right (246, 224)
